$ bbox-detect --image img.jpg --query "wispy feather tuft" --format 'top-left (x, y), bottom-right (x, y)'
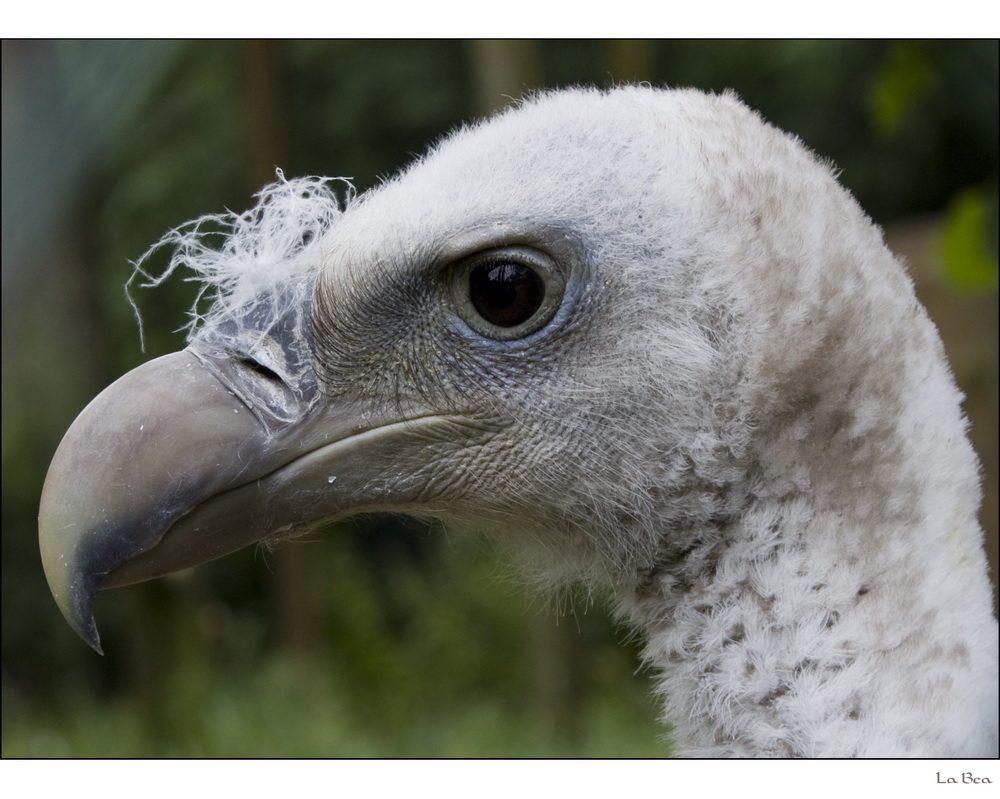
top-left (128, 170), bottom-right (353, 348)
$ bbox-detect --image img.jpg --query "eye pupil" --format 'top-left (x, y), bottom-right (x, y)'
top-left (469, 261), bottom-right (545, 328)
top-left (450, 245), bottom-right (565, 341)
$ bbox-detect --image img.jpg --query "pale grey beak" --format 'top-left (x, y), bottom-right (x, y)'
top-left (39, 296), bottom-right (479, 653)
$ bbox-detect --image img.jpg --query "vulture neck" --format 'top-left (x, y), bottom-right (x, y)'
top-left (624, 355), bottom-right (998, 757)
top-left (629, 498), bottom-right (997, 757)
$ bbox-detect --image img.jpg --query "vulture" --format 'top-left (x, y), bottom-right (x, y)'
top-left (39, 86), bottom-right (998, 757)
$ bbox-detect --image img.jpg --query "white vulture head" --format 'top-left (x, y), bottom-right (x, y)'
top-left (39, 86), bottom-right (998, 757)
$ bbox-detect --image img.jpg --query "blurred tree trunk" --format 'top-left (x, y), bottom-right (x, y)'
top-left (244, 40), bottom-right (288, 194)
top-left (467, 40), bottom-right (542, 116)
top-left (600, 40), bottom-right (654, 84)
top-left (242, 40), bottom-right (319, 658)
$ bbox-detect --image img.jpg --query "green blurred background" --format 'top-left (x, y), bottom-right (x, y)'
top-left (2, 40), bottom-right (997, 757)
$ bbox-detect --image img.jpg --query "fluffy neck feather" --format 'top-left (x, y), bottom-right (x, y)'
top-left (621, 246), bottom-right (998, 757)
top-left (629, 493), bottom-right (997, 757)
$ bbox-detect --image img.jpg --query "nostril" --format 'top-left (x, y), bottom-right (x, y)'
top-left (227, 354), bottom-right (301, 428)
top-left (238, 357), bottom-right (283, 384)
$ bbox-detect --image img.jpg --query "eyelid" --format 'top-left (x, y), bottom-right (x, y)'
top-left (447, 245), bottom-right (566, 341)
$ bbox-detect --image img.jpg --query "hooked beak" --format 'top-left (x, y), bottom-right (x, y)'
top-left (39, 343), bottom-right (480, 653)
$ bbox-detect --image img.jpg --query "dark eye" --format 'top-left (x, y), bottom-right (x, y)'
top-left (469, 260), bottom-right (545, 328)
top-left (450, 246), bottom-right (564, 341)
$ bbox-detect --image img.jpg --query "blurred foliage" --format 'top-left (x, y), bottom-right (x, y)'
top-left (939, 187), bottom-right (999, 291)
top-left (2, 39), bottom-right (996, 758)
top-left (4, 529), bottom-right (664, 757)
top-left (3, 655), bottom-right (666, 758)
top-left (869, 42), bottom-right (939, 139)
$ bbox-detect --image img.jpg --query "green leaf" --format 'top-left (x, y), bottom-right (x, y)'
top-left (938, 187), bottom-right (999, 292)
top-left (870, 44), bottom-right (937, 139)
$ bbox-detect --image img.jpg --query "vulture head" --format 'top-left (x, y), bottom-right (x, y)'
top-left (39, 87), bottom-right (998, 757)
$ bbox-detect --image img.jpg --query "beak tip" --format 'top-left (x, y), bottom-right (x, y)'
top-left (75, 622), bottom-right (104, 656)
top-left (72, 608), bottom-right (104, 656)
top-left (57, 581), bottom-right (104, 655)
top-left (43, 547), bottom-right (105, 654)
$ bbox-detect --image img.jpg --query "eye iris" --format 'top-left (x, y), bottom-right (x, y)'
top-left (469, 261), bottom-right (545, 328)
